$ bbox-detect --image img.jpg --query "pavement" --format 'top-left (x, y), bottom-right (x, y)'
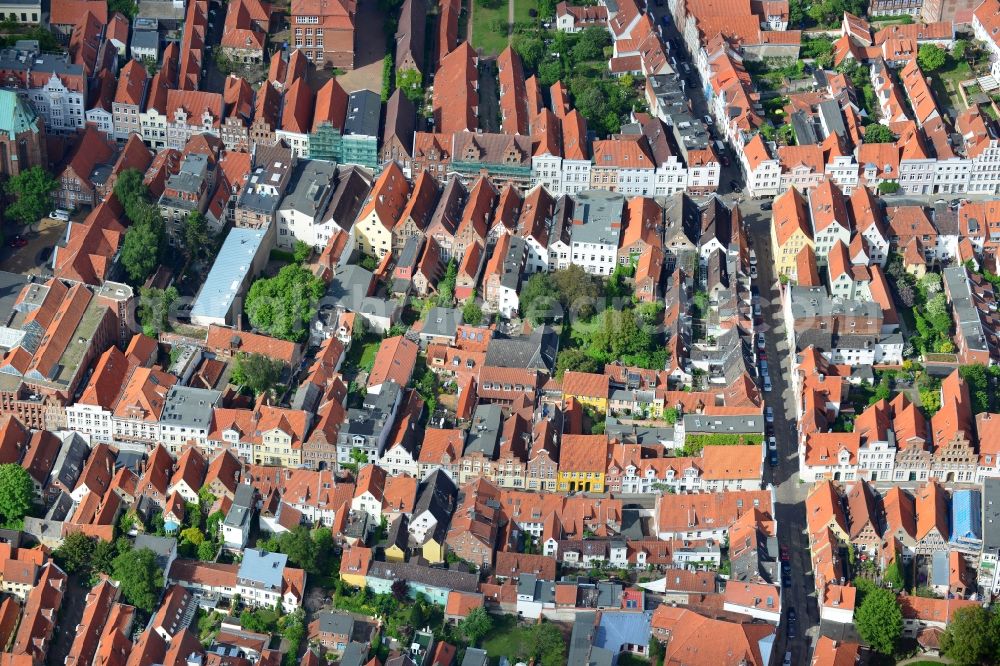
top-left (655, 13), bottom-right (821, 659)
top-left (745, 198), bottom-right (820, 663)
top-left (0, 216), bottom-right (65, 276)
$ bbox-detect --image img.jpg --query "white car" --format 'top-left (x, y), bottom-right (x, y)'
top-left (768, 436), bottom-right (777, 451)
top-left (783, 652), bottom-right (792, 666)
top-left (763, 376), bottom-right (772, 392)
top-left (50, 209), bottom-right (69, 221)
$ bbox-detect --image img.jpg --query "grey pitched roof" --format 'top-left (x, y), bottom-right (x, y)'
top-left (413, 469), bottom-right (457, 523)
top-left (484, 325), bottom-right (558, 372)
top-left (322, 166), bottom-right (371, 232)
top-left (464, 403), bottom-right (503, 457)
top-left (316, 611), bottom-right (355, 636)
top-left (421, 307), bottom-right (462, 339)
top-left (460, 648), bottom-right (488, 666)
top-left (281, 159), bottom-right (338, 217)
top-left (366, 560), bottom-right (479, 593)
top-left (983, 478), bottom-right (1000, 553)
top-left (50, 432), bottom-right (88, 491)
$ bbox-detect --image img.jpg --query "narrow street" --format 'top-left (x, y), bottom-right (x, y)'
top-left (744, 198), bottom-right (820, 663)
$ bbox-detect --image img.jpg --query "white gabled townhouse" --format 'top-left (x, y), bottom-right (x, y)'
top-left (740, 134), bottom-right (781, 198)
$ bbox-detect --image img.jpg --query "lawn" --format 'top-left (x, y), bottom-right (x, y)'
top-left (932, 58), bottom-right (975, 111)
top-left (480, 616), bottom-right (532, 664)
top-left (513, 0), bottom-right (539, 24)
top-left (471, 0), bottom-right (510, 56)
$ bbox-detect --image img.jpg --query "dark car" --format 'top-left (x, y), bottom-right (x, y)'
top-left (761, 200), bottom-right (772, 211)
top-left (7, 235), bottom-right (27, 248)
top-left (787, 609), bottom-right (797, 638)
top-left (769, 449), bottom-right (778, 467)
top-left (780, 544), bottom-right (790, 561)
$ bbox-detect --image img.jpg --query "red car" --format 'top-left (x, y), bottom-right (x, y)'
top-left (6, 235), bottom-right (27, 248)
top-left (780, 544), bottom-right (790, 561)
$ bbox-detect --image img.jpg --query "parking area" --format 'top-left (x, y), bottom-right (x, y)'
top-left (0, 216), bottom-right (67, 276)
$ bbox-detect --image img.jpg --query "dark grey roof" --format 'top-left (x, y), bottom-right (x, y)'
top-left (322, 166), bottom-right (371, 232)
top-left (567, 612), bottom-right (614, 666)
top-left (604, 417), bottom-right (673, 445)
top-left (0, 271), bottom-right (29, 327)
top-left (366, 560), bottom-right (479, 593)
top-left (791, 110), bottom-right (818, 146)
top-left (134, 534), bottom-right (176, 570)
top-left (570, 190), bottom-right (624, 247)
top-left (396, 235), bottom-right (424, 270)
top-left (818, 99), bottom-right (847, 139)
top-left (413, 469), bottom-right (457, 525)
top-left (344, 90), bottom-right (381, 138)
top-left (484, 325), bottom-right (558, 372)
top-left (383, 513), bottom-right (409, 551)
top-left (983, 478), bottom-right (1000, 554)
top-left (160, 386), bottom-right (221, 430)
top-left (281, 159), bottom-right (337, 217)
top-left (50, 432), bottom-right (88, 491)
top-left (460, 648), bottom-right (488, 666)
top-left (682, 413), bottom-right (762, 435)
top-left (316, 611), bottom-right (355, 636)
top-left (131, 30), bottom-right (160, 50)
top-left (339, 643), bottom-right (370, 666)
top-left (45, 491), bottom-right (73, 521)
top-left (464, 403), bottom-right (503, 457)
top-left (421, 306), bottom-right (462, 339)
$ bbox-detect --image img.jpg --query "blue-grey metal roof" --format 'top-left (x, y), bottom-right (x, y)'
top-left (191, 227), bottom-right (267, 321)
top-left (950, 488), bottom-right (982, 543)
top-left (131, 30), bottom-right (160, 49)
top-left (595, 611), bottom-right (653, 654)
top-left (238, 549), bottom-right (287, 589)
top-left (160, 386), bottom-right (221, 429)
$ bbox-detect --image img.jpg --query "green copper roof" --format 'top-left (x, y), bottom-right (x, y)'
top-left (0, 90), bottom-right (39, 139)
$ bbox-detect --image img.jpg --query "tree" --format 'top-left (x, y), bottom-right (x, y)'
top-left (459, 607), bottom-right (493, 645)
top-left (138, 286), bottom-right (178, 338)
top-left (119, 215), bottom-right (164, 285)
top-left (551, 264), bottom-right (601, 319)
top-left (113, 169), bottom-right (147, 214)
top-left (512, 34), bottom-right (544, 71)
top-left (437, 259), bottom-right (457, 306)
top-left (183, 211), bottom-right (210, 262)
top-left (197, 540), bottom-right (217, 561)
top-left (520, 272), bottom-right (558, 323)
top-left (529, 623), bottom-right (567, 666)
top-left (245, 263), bottom-right (325, 342)
top-left (462, 298), bottom-right (483, 326)
top-left (396, 67), bottom-right (423, 103)
top-left (885, 560), bottom-right (905, 591)
top-left (662, 407), bottom-right (679, 425)
top-left (854, 588), bottom-right (903, 655)
top-left (556, 347), bottom-right (602, 379)
top-left (953, 39), bottom-right (969, 62)
top-left (391, 579), bottom-right (409, 602)
top-left (231, 352), bottom-right (285, 397)
top-left (108, 0), bottom-right (139, 18)
top-left (180, 527), bottom-right (204, 546)
top-left (864, 123), bottom-right (896, 144)
top-left (292, 240), bottom-right (311, 264)
top-left (538, 59), bottom-right (563, 87)
top-left (918, 272), bottom-right (942, 295)
top-left (0, 464), bottom-right (34, 527)
top-left (5, 166), bottom-right (57, 225)
top-left (112, 547), bottom-right (164, 612)
top-left (918, 44), bottom-right (948, 72)
top-left (380, 53), bottom-right (394, 102)
top-left (53, 532), bottom-right (95, 574)
top-left (960, 364), bottom-right (990, 414)
top-left (941, 605), bottom-right (994, 666)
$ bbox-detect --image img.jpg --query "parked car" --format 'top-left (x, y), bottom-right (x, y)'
top-left (757, 334), bottom-right (766, 350)
top-left (780, 544), bottom-right (789, 561)
top-left (753, 302), bottom-right (762, 317)
top-left (783, 652), bottom-right (792, 666)
top-left (6, 235), bottom-right (27, 248)
top-left (760, 360), bottom-right (768, 376)
top-left (750, 265), bottom-right (758, 279)
top-left (769, 449), bottom-right (779, 467)
top-left (766, 407), bottom-right (774, 423)
top-left (50, 209), bottom-right (69, 221)
top-left (763, 376), bottom-right (772, 392)
top-left (761, 200), bottom-right (772, 211)
top-left (703, 114), bottom-right (713, 126)
top-left (749, 248), bottom-right (757, 266)
top-left (768, 436), bottom-right (777, 451)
